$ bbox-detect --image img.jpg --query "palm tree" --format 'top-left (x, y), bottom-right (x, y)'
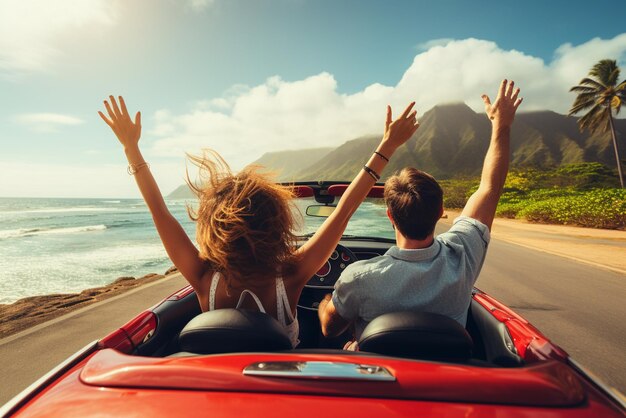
top-left (569, 59), bottom-right (626, 188)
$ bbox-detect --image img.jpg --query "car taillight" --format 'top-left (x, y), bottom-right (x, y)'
top-left (98, 311), bottom-right (157, 354)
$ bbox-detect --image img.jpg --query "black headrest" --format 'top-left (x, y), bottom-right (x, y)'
top-left (358, 312), bottom-right (473, 361)
top-left (178, 309), bottom-right (292, 354)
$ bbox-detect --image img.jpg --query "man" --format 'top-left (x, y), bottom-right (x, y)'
top-left (318, 79), bottom-right (522, 343)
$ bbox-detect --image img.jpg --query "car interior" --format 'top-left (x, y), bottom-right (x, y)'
top-left (131, 241), bottom-right (524, 368)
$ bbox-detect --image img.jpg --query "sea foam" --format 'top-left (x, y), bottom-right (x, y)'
top-left (0, 224), bottom-right (107, 239)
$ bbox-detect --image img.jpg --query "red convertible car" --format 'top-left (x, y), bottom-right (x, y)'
top-left (1, 183), bottom-right (625, 417)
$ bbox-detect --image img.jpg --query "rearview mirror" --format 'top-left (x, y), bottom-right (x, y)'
top-left (306, 205), bottom-right (336, 217)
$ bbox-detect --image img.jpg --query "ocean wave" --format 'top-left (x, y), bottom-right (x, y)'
top-left (102, 200), bottom-right (121, 204)
top-left (0, 207), bottom-right (119, 216)
top-left (0, 224), bottom-right (107, 239)
top-left (26, 207), bottom-right (117, 213)
top-left (0, 242), bottom-right (171, 304)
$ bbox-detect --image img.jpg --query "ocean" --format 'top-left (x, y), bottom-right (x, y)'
top-left (0, 197), bottom-right (392, 304)
top-left (0, 197), bottom-right (195, 304)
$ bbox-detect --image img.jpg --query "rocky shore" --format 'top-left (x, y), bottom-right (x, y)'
top-left (0, 267), bottom-right (179, 339)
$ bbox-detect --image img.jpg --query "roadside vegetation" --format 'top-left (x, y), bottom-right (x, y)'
top-left (440, 162), bottom-right (626, 229)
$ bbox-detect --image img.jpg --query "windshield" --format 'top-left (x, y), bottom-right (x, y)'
top-left (293, 198), bottom-right (394, 240)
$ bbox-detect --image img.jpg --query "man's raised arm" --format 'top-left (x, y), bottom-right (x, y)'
top-left (461, 79), bottom-right (522, 230)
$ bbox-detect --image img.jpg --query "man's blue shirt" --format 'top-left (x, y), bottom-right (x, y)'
top-left (332, 216), bottom-right (490, 339)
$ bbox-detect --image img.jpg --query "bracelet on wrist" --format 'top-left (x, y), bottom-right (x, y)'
top-left (373, 151), bottom-right (389, 162)
top-left (363, 165), bottom-right (380, 182)
top-left (127, 162), bottom-right (150, 175)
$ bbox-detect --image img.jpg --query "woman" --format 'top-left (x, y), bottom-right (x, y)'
top-left (99, 96), bottom-right (419, 347)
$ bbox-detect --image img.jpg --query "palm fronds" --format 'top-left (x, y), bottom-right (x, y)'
top-left (589, 59), bottom-right (620, 85)
top-left (569, 60), bottom-right (624, 133)
top-left (569, 59), bottom-right (625, 187)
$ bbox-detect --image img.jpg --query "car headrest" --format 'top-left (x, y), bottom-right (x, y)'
top-left (178, 309), bottom-right (292, 354)
top-left (358, 312), bottom-right (473, 361)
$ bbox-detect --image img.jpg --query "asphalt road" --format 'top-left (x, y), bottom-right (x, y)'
top-left (1, 234), bottom-right (625, 405)
top-left (475, 239), bottom-right (626, 393)
top-left (433, 223), bottom-right (626, 394)
top-left (0, 273), bottom-right (188, 404)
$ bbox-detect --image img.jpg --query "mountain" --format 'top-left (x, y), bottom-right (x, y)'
top-left (168, 183), bottom-right (195, 199)
top-left (252, 147), bottom-right (334, 180)
top-left (285, 103), bottom-right (626, 181)
top-left (166, 103), bottom-right (626, 195)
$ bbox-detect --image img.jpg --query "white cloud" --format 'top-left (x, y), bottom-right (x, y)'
top-left (149, 35), bottom-right (626, 170)
top-left (150, 73), bottom-right (393, 168)
top-left (15, 113), bottom-right (84, 132)
top-left (0, 0), bottom-right (115, 75)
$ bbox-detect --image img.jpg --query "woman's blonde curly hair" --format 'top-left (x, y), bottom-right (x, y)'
top-left (186, 150), bottom-right (299, 289)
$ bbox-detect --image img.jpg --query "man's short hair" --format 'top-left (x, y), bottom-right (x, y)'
top-left (384, 168), bottom-right (443, 240)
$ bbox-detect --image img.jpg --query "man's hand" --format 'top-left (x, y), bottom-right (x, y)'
top-left (318, 293), bottom-right (351, 337)
top-left (318, 293), bottom-right (332, 310)
top-left (481, 79), bottom-right (522, 129)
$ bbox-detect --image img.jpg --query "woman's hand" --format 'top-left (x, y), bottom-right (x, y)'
top-left (98, 96), bottom-right (142, 150)
top-left (380, 102), bottom-right (420, 153)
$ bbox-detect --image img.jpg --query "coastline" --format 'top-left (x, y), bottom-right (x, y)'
top-left (0, 267), bottom-right (178, 339)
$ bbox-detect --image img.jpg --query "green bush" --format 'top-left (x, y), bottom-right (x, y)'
top-left (516, 188), bottom-right (626, 229)
top-left (552, 163), bottom-right (620, 189)
top-left (439, 163), bottom-right (625, 229)
top-left (505, 162), bottom-right (620, 190)
top-left (440, 178), bottom-right (478, 209)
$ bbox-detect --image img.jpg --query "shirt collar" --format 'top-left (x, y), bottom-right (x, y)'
top-left (385, 240), bottom-right (441, 261)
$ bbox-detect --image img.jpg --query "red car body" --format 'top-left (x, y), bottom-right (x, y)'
top-left (3, 289), bottom-right (625, 418)
top-left (2, 184), bottom-right (624, 417)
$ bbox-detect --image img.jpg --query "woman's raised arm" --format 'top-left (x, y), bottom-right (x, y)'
top-left (99, 96), bottom-right (208, 290)
top-left (294, 102), bottom-right (419, 284)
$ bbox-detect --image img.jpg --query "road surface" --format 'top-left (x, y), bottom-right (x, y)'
top-left (1, 232), bottom-right (624, 404)
top-left (473, 238), bottom-right (626, 393)
top-left (0, 273), bottom-right (188, 403)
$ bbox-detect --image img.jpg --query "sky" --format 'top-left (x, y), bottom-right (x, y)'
top-left (1, 0), bottom-right (625, 198)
